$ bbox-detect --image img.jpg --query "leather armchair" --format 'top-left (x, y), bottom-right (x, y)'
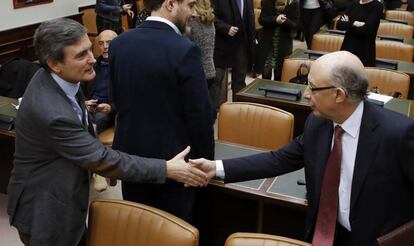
top-left (88, 199), bottom-right (199, 246)
top-left (225, 232), bottom-right (311, 246)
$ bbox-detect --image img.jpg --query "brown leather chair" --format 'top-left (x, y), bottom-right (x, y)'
top-left (281, 58), bottom-right (314, 82)
top-left (81, 8), bottom-right (98, 36)
top-left (377, 22), bottom-right (414, 39)
top-left (365, 67), bottom-right (410, 99)
top-left (385, 10), bottom-right (414, 25)
top-left (253, 0), bottom-right (262, 30)
top-left (375, 40), bottom-right (414, 62)
top-left (88, 200), bottom-right (199, 246)
top-left (218, 102), bottom-right (294, 151)
top-left (311, 33), bottom-right (343, 52)
top-left (225, 232), bottom-right (311, 246)
top-left (98, 126), bottom-right (115, 147)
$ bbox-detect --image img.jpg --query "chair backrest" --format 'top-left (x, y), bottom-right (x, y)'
top-left (81, 8), bottom-right (98, 35)
top-left (218, 102), bottom-right (294, 151)
top-left (385, 10), bottom-right (414, 25)
top-left (377, 22), bottom-right (414, 39)
top-left (88, 200), bottom-right (199, 246)
top-left (365, 67), bottom-right (410, 98)
top-left (98, 126), bottom-right (115, 147)
top-left (225, 232), bottom-right (312, 246)
top-left (375, 40), bottom-right (414, 62)
top-left (136, 0), bottom-right (145, 12)
top-left (253, 0), bottom-right (262, 29)
top-left (311, 33), bottom-right (343, 52)
top-left (281, 58), bottom-right (314, 82)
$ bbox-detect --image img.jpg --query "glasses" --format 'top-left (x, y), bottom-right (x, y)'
top-left (307, 81), bottom-right (336, 92)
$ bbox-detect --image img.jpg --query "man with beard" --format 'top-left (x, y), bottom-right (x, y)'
top-left (109, 0), bottom-right (215, 222)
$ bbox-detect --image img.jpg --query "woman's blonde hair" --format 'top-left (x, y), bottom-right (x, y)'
top-left (195, 0), bottom-right (215, 24)
top-left (275, 0), bottom-right (288, 12)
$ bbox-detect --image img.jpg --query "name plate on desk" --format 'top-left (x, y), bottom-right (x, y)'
top-left (259, 86), bottom-right (302, 101)
top-left (0, 97), bottom-right (17, 131)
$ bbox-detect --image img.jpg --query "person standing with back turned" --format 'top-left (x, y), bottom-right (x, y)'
top-left (109, 0), bottom-right (215, 222)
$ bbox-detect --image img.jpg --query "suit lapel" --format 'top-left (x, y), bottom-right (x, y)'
top-left (350, 102), bottom-right (380, 210)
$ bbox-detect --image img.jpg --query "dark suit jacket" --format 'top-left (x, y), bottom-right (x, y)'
top-left (109, 20), bottom-right (214, 164)
top-left (7, 68), bottom-right (167, 246)
top-left (212, 0), bottom-right (256, 68)
top-left (223, 101), bottom-right (414, 245)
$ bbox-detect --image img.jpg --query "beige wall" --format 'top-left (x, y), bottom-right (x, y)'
top-left (0, 0), bottom-right (95, 31)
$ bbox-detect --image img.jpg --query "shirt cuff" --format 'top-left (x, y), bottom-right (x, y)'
top-left (216, 160), bottom-right (225, 179)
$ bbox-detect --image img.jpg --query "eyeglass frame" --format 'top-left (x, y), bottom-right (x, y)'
top-left (307, 81), bottom-right (337, 92)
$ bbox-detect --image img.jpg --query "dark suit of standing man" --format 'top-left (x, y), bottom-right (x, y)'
top-left (211, 0), bottom-right (255, 104)
top-left (109, 0), bottom-right (215, 222)
top-left (7, 18), bottom-right (208, 246)
top-left (192, 51), bottom-right (414, 246)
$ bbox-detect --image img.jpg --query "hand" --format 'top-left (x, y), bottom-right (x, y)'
top-left (122, 4), bottom-right (132, 12)
top-left (228, 26), bottom-right (239, 37)
top-left (127, 9), bottom-right (134, 18)
top-left (276, 14), bottom-right (287, 24)
top-left (353, 21), bottom-right (365, 27)
top-left (95, 103), bottom-right (112, 113)
top-left (166, 146), bottom-right (209, 187)
top-left (85, 99), bottom-right (98, 112)
top-left (340, 14), bottom-right (349, 21)
top-left (189, 158), bottom-right (217, 181)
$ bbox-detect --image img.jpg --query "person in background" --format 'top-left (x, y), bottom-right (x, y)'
top-left (212, 0), bottom-right (256, 101)
top-left (95, 0), bottom-right (135, 34)
top-left (82, 29), bottom-right (118, 192)
top-left (300, 0), bottom-right (333, 48)
top-left (191, 51), bottom-right (414, 246)
top-left (83, 30), bottom-right (117, 135)
top-left (336, 0), bottom-right (383, 66)
top-left (109, 0), bottom-right (215, 222)
top-left (188, 0), bottom-right (217, 122)
top-left (255, 0), bottom-right (299, 81)
top-left (135, 9), bottom-right (151, 26)
top-left (7, 18), bottom-right (208, 246)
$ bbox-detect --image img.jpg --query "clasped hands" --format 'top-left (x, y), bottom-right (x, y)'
top-left (166, 146), bottom-right (217, 187)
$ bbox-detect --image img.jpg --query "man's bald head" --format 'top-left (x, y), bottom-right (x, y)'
top-left (98, 30), bottom-right (118, 59)
top-left (311, 51), bottom-right (368, 102)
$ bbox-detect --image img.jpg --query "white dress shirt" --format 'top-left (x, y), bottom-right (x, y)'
top-left (146, 16), bottom-right (182, 35)
top-left (51, 73), bottom-right (86, 124)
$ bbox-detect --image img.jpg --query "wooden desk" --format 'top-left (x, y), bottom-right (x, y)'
top-left (235, 79), bottom-right (414, 136)
top-left (196, 141), bottom-right (307, 246)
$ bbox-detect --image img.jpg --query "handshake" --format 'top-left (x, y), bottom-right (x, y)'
top-left (166, 146), bottom-right (217, 187)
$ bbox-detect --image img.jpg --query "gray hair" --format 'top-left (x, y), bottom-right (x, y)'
top-left (330, 66), bottom-right (368, 102)
top-left (34, 18), bottom-right (87, 67)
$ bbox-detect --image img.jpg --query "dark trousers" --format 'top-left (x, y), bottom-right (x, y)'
top-left (207, 77), bottom-right (219, 123)
top-left (91, 111), bottom-right (114, 134)
top-left (18, 228), bottom-right (87, 246)
top-left (301, 7), bottom-right (324, 49)
top-left (122, 180), bottom-right (196, 223)
top-left (215, 41), bottom-right (249, 102)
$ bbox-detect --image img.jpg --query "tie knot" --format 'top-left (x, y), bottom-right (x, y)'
top-left (334, 125), bottom-right (345, 140)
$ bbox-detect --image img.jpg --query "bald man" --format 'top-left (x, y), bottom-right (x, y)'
top-left (192, 51), bottom-right (414, 245)
top-left (83, 30), bottom-right (117, 135)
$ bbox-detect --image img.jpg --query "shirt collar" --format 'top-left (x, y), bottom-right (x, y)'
top-left (51, 72), bottom-right (80, 98)
top-left (146, 16), bottom-right (182, 35)
top-left (334, 101), bottom-right (364, 139)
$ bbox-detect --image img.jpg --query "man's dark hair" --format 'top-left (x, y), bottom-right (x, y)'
top-left (34, 18), bottom-right (87, 67)
top-left (144, 0), bottom-right (184, 12)
top-left (331, 66), bottom-right (368, 101)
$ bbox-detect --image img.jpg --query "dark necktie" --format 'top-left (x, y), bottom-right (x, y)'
top-left (75, 90), bottom-right (87, 126)
top-left (312, 125), bottom-right (345, 246)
